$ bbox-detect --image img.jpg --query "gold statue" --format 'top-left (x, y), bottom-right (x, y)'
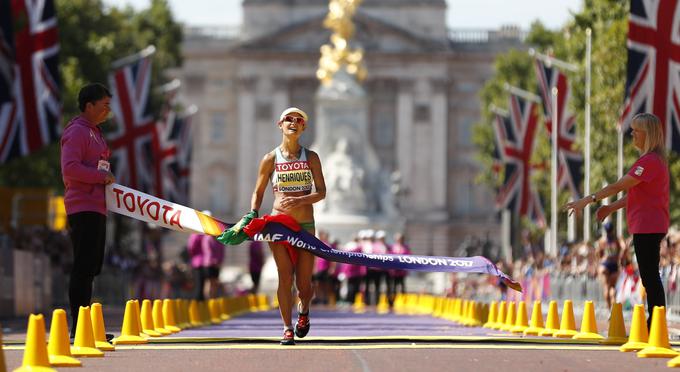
top-left (317, 0), bottom-right (367, 85)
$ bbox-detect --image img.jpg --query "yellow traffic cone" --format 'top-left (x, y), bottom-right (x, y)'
top-left (70, 307), bottom-right (103, 357)
top-left (573, 301), bottom-right (603, 340)
top-left (433, 297), bottom-right (444, 318)
top-left (131, 300), bottom-right (146, 338)
top-left (163, 299), bottom-right (181, 333)
top-left (637, 306), bottom-right (678, 358)
top-left (208, 299), bottom-right (222, 324)
top-left (189, 300), bottom-right (202, 327)
top-left (112, 300), bottom-right (147, 345)
top-left (620, 304), bottom-right (649, 352)
top-left (553, 300), bottom-right (578, 338)
top-left (179, 299), bottom-right (192, 328)
top-left (377, 294), bottom-right (390, 314)
top-left (459, 300), bottom-right (469, 325)
top-left (353, 293), bottom-right (366, 313)
top-left (247, 294), bottom-right (259, 312)
top-left (480, 303), bottom-right (489, 327)
top-left (152, 300), bottom-right (173, 335)
top-left (90, 303), bottom-right (114, 351)
top-left (539, 300), bottom-right (560, 336)
top-left (1, 322), bottom-right (6, 372)
top-left (500, 302), bottom-right (516, 332)
top-left (199, 301), bottom-right (212, 325)
top-left (258, 294), bottom-right (269, 311)
top-left (470, 302), bottom-right (482, 327)
top-left (492, 301), bottom-right (507, 330)
top-left (600, 303), bottom-right (627, 345)
top-left (140, 300), bottom-right (162, 337)
top-left (13, 314), bottom-right (55, 372)
top-left (47, 309), bottom-right (81, 366)
top-left (483, 301), bottom-right (498, 328)
top-left (219, 298), bottom-right (231, 321)
top-left (524, 301), bottom-right (544, 336)
top-left (510, 301), bottom-right (529, 334)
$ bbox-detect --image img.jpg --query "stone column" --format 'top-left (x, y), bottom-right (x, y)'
top-left (430, 79), bottom-right (448, 220)
top-left (396, 79), bottom-right (414, 212)
top-left (237, 77), bottom-right (257, 213)
top-left (271, 77), bottom-right (289, 130)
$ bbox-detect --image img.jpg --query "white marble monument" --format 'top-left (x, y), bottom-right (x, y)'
top-left (312, 69), bottom-right (402, 239)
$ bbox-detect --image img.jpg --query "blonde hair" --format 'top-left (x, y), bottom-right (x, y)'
top-left (631, 113), bottom-right (666, 160)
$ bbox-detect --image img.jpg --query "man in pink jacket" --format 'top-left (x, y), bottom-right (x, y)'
top-left (60, 83), bottom-right (115, 338)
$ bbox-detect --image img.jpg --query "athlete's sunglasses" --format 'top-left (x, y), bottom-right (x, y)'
top-left (281, 115), bottom-right (306, 124)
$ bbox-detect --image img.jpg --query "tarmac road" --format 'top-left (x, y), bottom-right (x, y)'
top-left (2, 306), bottom-right (678, 371)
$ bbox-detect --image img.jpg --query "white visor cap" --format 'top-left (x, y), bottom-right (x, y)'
top-left (279, 107), bottom-right (308, 122)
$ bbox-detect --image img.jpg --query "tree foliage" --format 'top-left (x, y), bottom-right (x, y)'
top-left (473, 0), bottom-right (680, 239)
top-left (0, 0), bottom-right (183, 191)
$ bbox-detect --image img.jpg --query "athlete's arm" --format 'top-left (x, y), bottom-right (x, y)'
top-left (251, 152), bottom-right (275, 212)
top-left (295, 150), bottom-right (326, 206)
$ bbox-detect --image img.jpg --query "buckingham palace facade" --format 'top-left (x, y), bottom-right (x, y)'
top-left (169, 0), bottom-right (526, 264)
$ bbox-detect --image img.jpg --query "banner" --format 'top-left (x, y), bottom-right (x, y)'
top-left (106, 183), bottom-right (521, 292)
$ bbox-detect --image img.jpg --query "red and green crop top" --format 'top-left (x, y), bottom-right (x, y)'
top-left (271, 147), bottom-right (313, 193)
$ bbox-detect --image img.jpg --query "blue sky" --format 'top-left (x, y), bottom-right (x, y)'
top-left (104, 0), bottom-right (582, 30)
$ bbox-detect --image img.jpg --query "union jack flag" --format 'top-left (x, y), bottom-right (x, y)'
top-left (534, 58), bottom-right (583, 200)
top-left (493, 94), bottom-right (546, 226)
top-left (0, 0), bottom-right (61, 164)
top-left (156, 79), bottom-right (195, 204)
top-left (160, 105), bottom-right (195, 204)
top-left (107, 46), bottom-right (160, 193)
top-left (621, 0), bottom-right (680, 151)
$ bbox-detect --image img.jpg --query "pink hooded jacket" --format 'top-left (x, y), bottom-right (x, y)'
top-left (60, 115), bottom-right (110, 216)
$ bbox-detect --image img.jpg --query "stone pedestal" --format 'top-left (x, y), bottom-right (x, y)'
top-left (311, 70), bottom-right (402, 240)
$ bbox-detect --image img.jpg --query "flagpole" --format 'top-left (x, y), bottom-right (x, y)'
top-left (503, 84), bottom-right (542, 103)
top-left (584, 28), bottom-right (592, 242)
top-left (529, 49), bottom-right (579, 72)
top-left (551, 87), bottom-right (559, 256)
top-left (616, 126), bottom-right (624, 237)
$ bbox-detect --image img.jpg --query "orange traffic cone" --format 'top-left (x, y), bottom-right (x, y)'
top-left (637, 306), bottom-right (678, 358)
top-left (538, 300), bottom-right (559, 337)
top-left (620, 304), bottom-right (649, 352)
top-left (112, 300), bottom-right (147, 345)
top-left (47, 309), bottom-right (81, 366)
top-left (90, 303), bottom-right (114, 351)
top-left (600, 303), bottom-right (627, 345)
top-left (553, 300), bottom-right (578, 338)
top-left (523, 301), bottom-right (544, 336)
top-left (14, 314), bottom-right (55, 372)
top-left (573, 301), bottom-right (603, 340)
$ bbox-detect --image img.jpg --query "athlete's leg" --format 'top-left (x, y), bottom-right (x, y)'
top-left (295, 249), bottom-right (315, 313)
top-left (270, 242), bottom-right (295, 328)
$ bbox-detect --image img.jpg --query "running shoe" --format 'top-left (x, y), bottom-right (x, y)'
top-left (281, 328), bottom-right (295, 345)
top-left (295, 304), bottom-right (310, 338)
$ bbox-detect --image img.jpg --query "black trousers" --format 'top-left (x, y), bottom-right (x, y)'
top-left (633, 233), bottom-right (666, 329)
top-left (67, 212), bottom-right (107, 336)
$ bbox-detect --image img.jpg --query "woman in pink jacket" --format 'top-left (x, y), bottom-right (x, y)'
top-left (60, 83), bottom-right (115, 337)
